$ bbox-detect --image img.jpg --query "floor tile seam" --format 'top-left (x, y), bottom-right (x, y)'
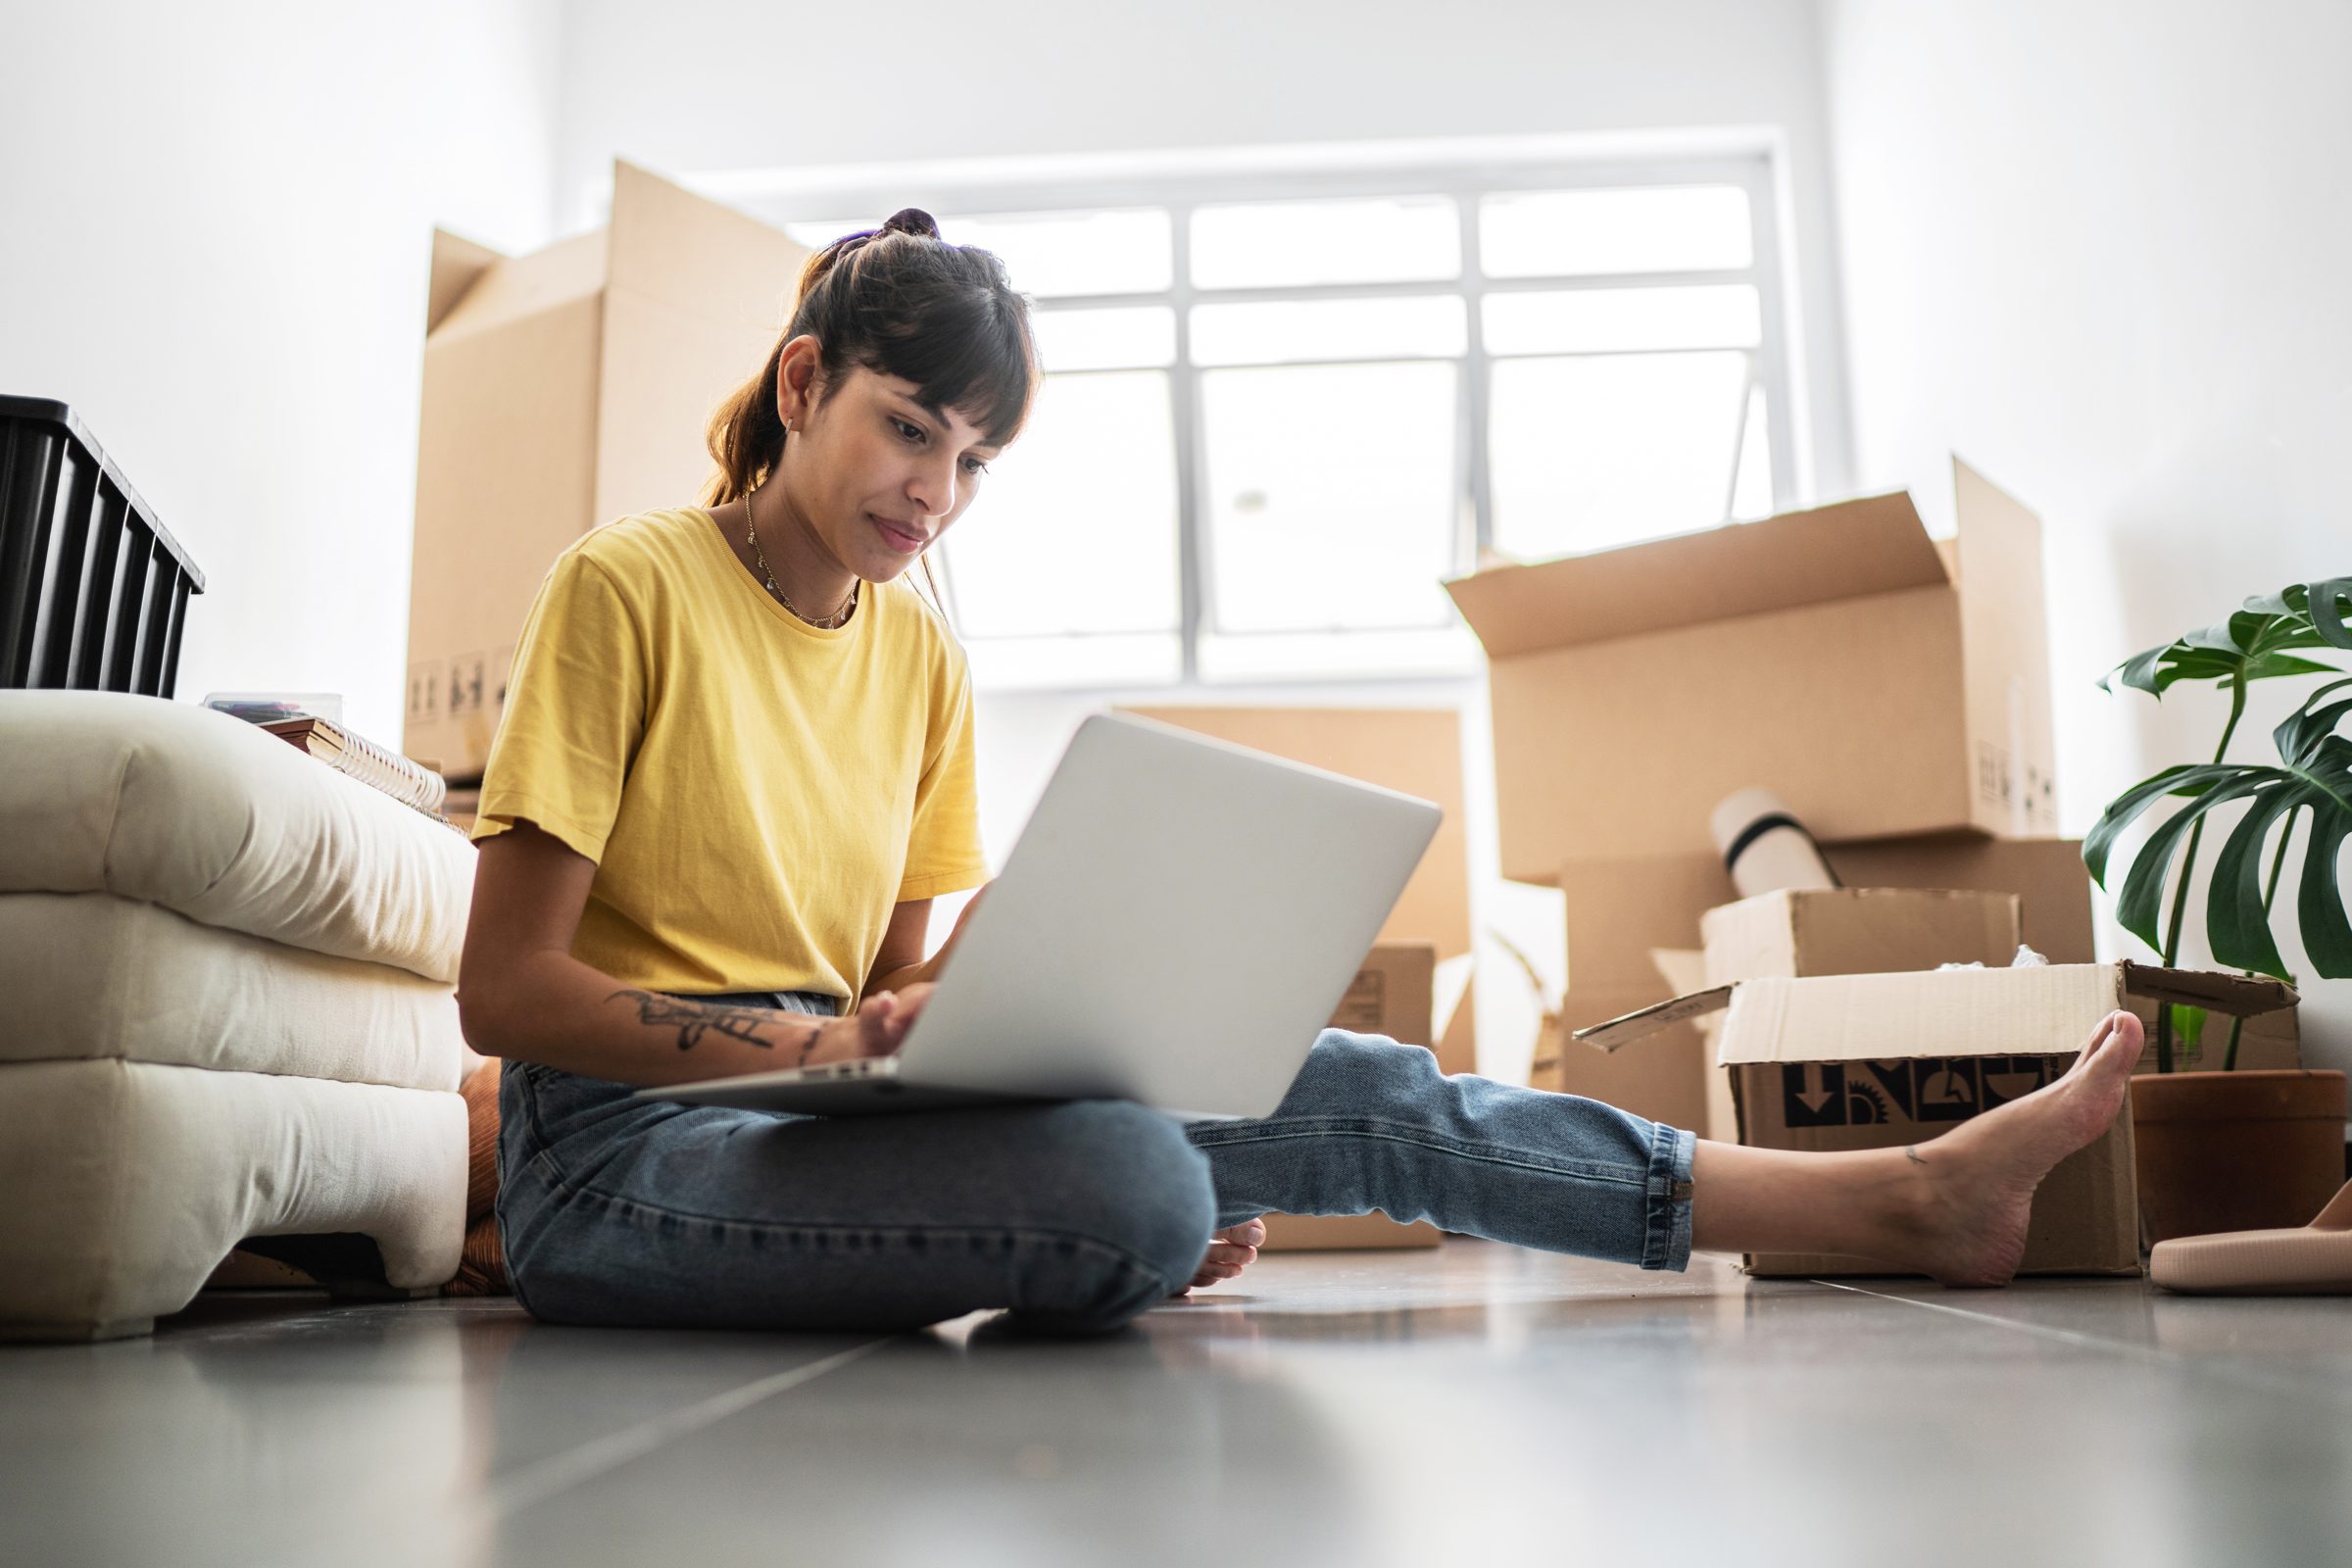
top-left (1812, 1279), bottom-right (2168, 1360)
top-left (1813, 1279), bottom-right (2352, 1405)
top-left (483, 1336), bottom-right (895, 1519)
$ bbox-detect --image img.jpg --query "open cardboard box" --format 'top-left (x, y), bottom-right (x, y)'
top-left (1551, 836), bottom-right (2096, 1137)
top-left (1577, 962), bottom-right (2301, 1278)
top-left (1446, 460), bottom-right (2059, 882)
top-left (406, 161), bottom-right (808, 777)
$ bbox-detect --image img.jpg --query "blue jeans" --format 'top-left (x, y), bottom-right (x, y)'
top-left (497, 990), bottom-right (1697, 1334)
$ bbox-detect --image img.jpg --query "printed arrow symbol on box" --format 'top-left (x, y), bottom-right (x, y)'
top-left (1796, 1065), bottom-right (1835, 1113)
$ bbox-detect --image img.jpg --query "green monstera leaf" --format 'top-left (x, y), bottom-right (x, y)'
top-left (2102, 578), bottom-right (2352, 698)
top-left (2086, 677), bottom-right (2352, 983)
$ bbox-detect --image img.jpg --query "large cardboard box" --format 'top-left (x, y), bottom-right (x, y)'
top-left (1118, 706), bottom-right (1476, 1075)
top-left (1446, 460), bottom-right (2059, 881)
top-left (406, 161), bottom-right (808, 776)
top-left (1581, 963), bottom-right (2298, 1278)
top-left (1257, 941), bottom-right (1447, 1251)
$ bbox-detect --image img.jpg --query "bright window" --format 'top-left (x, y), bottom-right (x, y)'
top-left (781, 160), bottom-right (1795, 688)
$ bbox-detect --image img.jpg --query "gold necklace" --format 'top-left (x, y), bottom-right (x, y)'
top-left (745, 459), bottom-right (857, 628)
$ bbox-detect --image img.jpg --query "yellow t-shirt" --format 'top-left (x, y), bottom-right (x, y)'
top-left (471, 506), bottom-right (989, 1002)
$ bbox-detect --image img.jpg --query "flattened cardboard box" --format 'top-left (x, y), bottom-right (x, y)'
top-left (1446, 460), bottom-right (2058, 880)
top-left (1259, 941), bottom-right (1446, 1251)
top-left (406, 161), bottom-right (808, 776)
top-left (1577, 962), bottom-right (2300, 1278)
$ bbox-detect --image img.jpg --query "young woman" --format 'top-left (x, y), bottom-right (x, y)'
top-left (456, 209), bottom-right (2145, 1335)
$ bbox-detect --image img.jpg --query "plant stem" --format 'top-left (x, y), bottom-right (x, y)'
top-left (2155, 673), bottom-right (2247, 1073)
top-left (2224, 808), bottom-right (2299, 1072)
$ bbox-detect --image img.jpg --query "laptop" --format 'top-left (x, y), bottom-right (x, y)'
top-left (640, 711), bottom-right (1442, 1120)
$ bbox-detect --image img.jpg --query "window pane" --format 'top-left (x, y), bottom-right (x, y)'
top-left (943, 371), bottom-right (1180, 638)
top-left (788, 210), bottom-right (1173, 297)
top-left (1480, 186), bottom-right (1753, 277)
top-left (1489, 353), bottom-right (1752, 558)
top-left (1200, 626), bottom-right (1480, 683)
top-left (1201, 362), bottom-right (1458, 634)
top-left (1482, 285), bottom-right (1761, 355)
top-left (1191, 196), bottom-right (1460, 289)
top-left (1731, 383), bottom-right (1775, 521)
top-left (1191, 296), bottom-right (1466, 368)
top-left (941, 208), bottom-right (1172, 296)
top-left (1031, 307), bottom-right (1176, 371)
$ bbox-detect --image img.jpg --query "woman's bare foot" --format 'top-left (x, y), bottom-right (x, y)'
top-left (1174, 1218), bottom-right (1266, 1295)
top-left (1883, 1009), bottom-right (2144, 1286)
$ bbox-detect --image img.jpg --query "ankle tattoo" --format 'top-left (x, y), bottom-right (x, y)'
top-left (1904, 1145), bottom-right (1928, 1167)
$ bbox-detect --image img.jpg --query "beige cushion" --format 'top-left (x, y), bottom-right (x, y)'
top-left (0, 1059), bottom-right (466, 1339)
top-left (0, 692), bottom-right (473, 983)
top-left (0, 893), bottom-right (463, 1092)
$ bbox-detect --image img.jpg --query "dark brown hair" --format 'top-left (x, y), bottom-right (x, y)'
top-left (704, 209), bottom-right (1040, 614)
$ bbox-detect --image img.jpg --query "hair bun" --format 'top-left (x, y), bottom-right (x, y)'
top-left (881, 207), bottom-right (940, 239)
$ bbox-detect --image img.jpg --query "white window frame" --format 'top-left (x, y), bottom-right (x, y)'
top-left (703, 146), bottom-right (1801, 692)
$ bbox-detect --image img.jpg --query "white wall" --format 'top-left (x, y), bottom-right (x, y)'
top-left (553, 0), bottom-right (1858, 1073)
top-left (1822, 0), bottom-right (2352, 1072)
top-left (556, 0), bottom-right (1852, 500)
top-left (0, 1), bottom-right (562, 743)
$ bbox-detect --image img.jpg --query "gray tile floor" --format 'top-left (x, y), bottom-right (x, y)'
top-left (5, 1243), bottom-right (2347, 1567)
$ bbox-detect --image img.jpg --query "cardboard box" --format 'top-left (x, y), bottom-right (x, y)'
top-left (1563, 834), bottom-right (2095, 993)
top-left (1542, 982), bottom-right (1718, 1139)
top-left (1446, 460), bottom-right (2058, 881)
top-left (1118, 705), bottom-right (1475, 1075)
top-left (1581, 962), bottom-right (2298, 1277)
top-left (1700, 887), bottom-right (2022, 988)
top-left (406, 161), bottom-right (808, 777)
top-left (1818, 833), bottom-right (2097, 965)
top-left (1554, 836), bottom-right (2093, 1143)
top-left (1258, 940), bottom-right (1446, 1251)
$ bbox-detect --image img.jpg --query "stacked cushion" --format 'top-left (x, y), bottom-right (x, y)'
top-left (0, 693), bottom-right (478, 1339)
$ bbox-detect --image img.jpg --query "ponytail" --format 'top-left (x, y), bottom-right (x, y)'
top-left (704, 207), bottom-right (1038, 509)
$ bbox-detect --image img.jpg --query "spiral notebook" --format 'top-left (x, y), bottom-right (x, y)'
top-left (261, 715), bottom-right (452, 822)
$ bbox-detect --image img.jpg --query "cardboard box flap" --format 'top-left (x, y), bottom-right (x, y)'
top-left (425, 229), bottom-right (505, 336)
top-left (1443, 492), bottom-right (1945, 659)
top-left (1716, 965), bottom-right (2122, 1065)
top-left (1573, 987), bottom-right (1736, 1054)
top-left (2121, 961), bottom-right (2299, 1016)
top-left (606, 159), bottom-right (806, 330)
top-left (428, 227), bottom-right (609, 345)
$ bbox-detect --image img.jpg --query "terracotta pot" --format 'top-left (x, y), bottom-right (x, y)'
top-left (2130, 1070), bottom-right (2348, 1244)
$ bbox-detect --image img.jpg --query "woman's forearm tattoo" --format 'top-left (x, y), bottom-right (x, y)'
top-left (612, 990), bottom-right (793, 1053)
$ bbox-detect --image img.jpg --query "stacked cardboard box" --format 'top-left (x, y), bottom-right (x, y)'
top-left (405, 161), bottom-right (809, 778)
top-left (1450, 460), bottom-right (2099, 1132)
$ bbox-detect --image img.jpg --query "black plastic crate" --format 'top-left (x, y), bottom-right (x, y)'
top-left (0, 396), bottom-right (204, 698)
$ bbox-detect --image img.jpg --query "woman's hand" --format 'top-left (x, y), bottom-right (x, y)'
top-left (808, 982), bottom-right (937, 1065)
top-left (1176, 1218), bottom-right (1266, 1295)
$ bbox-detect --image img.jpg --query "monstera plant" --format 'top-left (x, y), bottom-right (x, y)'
top-left (2085, 578), bottom-right (2352, 1071)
